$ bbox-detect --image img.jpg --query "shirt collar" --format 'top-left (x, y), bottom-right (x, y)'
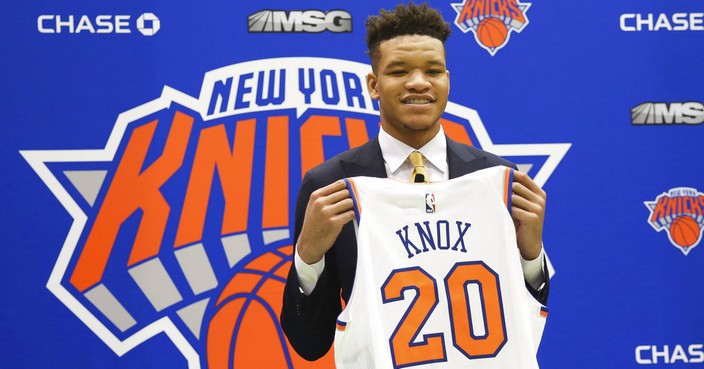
top-left (378, 125), bottom-right (448, 175)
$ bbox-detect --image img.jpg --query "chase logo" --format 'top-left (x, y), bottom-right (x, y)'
top-left (37, 12), bottom-right (160, 36)
top-left (620, 13), bottom-right (704, 32)
top-left (136, 12), bottom-right (160, 36)
top-left (425, 193), bottom-right (436, 213)
top-left (248, 10), bottom-right (352, 33)
top-left (21, 57), bottom-right (569, 368)
top-left (635, 344), bottom-right (704, 364)
top-left (645, 187), bottom-right (704, 255)
top-left (451, 0), bottom-right (530, 56)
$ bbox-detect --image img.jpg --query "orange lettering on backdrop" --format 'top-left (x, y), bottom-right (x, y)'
top-left (683, 197), bottom-right (693, 215)
top-left (650, 196), bottom-right (668, 222)
top-left (263, 116), bottom-right (290, 229)
top-left (494, 0), bottom-right (510, 18)
top-left (473, 0), bottom-right (486, 18)
top-left (506, 0), bottom-right (526, 23)
top-left (667, 197), bottom-right (680, 216)
top-left (300, 115), bottom-right (342, 177)
top-left (345, 118), bottom-right (370, 149)
top-left (691, 196), bottom-right (704, 216)
top-left (70, 112), bottom-right (193, 292)
top-left (441, 119), bottom-right (474, 146)
top-left (457, 0), bottom-right (477, 24)
top-left (175, 119), bottom-right (256, 248)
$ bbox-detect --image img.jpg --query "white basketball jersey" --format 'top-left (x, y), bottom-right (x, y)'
top-left (334, 166), bottom-right (548, 369)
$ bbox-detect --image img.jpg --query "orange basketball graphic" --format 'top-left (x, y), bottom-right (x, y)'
top-left (669, 215), bottom-right (701, 247)
top-left (206, 245), bottom-right (334, 369)
top-left (477, 17), bottom-right (508, 49)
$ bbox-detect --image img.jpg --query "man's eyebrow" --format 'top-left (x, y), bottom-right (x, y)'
top-left (385, 60), bottom-right (407, 69)
top-left (384, 59), bottom-right (446, 68)
top-left (426, 59), bottom-right (446, 67)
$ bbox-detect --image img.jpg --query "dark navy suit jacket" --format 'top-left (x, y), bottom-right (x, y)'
top-left (280, 135), bottom-right (549, 360)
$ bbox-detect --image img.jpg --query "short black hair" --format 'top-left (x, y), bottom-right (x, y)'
top-left (365, 2), bottom-right (452, 67)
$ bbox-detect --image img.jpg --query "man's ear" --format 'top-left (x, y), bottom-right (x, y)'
top-left (447, 69), bottom-right (450, 95)
top-left (366, 72), bottom-right (379, 99)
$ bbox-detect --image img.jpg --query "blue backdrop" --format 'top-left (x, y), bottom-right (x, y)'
top-left (2, 0), bottom-right (703, 368)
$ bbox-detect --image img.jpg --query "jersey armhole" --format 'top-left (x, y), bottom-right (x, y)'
top-left (504, 167), bottom-right (514, 212)
top-left (344, 178), bottom-right (361, 224)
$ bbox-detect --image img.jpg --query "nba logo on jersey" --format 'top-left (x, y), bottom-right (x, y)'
top-left (426, 192), bottom-right (436, 213)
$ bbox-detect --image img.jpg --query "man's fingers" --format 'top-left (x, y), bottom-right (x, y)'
top-left (511, 205), bottom-right (540, 222)
top-left (327, 197), bottom-right (355, 217)
top-left (297, 186), bottom-right (354, 264)
top-left (331, 209), bottom-right (356, 225)
top-left (309, 181), bottom-right (351, 209)
top-left (512, 173), bottom-right (546, 207)
top-left (326, 187), bottom-right (351, 205)
top-left (314, 179), bottom-right (348, 197)
top-left (513, 171), bottom-right (541, 192)
top-left (511, 193), bottom-right (543, 213)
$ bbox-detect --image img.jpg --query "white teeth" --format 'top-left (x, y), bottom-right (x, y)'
top-left (404, 99), bottom-right (430, 104)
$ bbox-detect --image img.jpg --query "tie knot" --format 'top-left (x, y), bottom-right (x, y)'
top-left (408, 151), bottom-right (427, 183)
top-left (408, 151), bottom-right (424, 168)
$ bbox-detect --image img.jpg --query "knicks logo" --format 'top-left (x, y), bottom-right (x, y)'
top-left (451, 0), bottom-right (531, 55)
top-left (645, 187), bottom-right (704, 255)
top-left (22, 57), bottom-right (568, 368)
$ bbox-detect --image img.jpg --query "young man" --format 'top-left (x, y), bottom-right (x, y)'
top-left (281, 2), bottom-right (551, 364)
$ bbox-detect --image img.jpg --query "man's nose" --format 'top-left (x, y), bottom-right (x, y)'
top-left (405, 70), bottom-right (431, 91)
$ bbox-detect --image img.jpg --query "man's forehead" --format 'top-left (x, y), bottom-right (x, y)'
top-left (379, 34), bottom-right (444, 48)
top-left (383, 58), bottom-right (446, 68)
top-left (378, 38), bottom-right (446, 65)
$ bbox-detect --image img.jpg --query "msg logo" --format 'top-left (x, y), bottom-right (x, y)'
top-left (632, 102), bottom-right (704, 125)
top-left (248, 10), bottom-right (352, 33)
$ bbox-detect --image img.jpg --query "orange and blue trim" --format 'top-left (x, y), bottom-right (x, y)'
top-left (540, 306), bottom-right (549, 317)
top-left (504, 167), bottom-right (514, 211)
top-left (344, 178), bottom-right (361, 223)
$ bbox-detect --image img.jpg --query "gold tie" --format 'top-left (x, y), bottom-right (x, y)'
top-left (408, 151), bottom-right (428, 183)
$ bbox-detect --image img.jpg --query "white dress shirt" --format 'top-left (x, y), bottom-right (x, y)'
top-left (295, 126), bottom-right (545, 294)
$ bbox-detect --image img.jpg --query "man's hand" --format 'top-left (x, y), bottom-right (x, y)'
top-left (297, 180), bottom-right (356, 264)
top-left (511, 171), bottom-right (546, 261)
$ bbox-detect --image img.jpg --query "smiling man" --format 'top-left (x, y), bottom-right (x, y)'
top-left (367, 33), bottom-right (450, 149)
top-left (281, 2), bottom-right (551, 367)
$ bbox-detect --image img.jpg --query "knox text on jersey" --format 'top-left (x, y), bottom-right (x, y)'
top-left (395, 220), bottom-right (472, 258)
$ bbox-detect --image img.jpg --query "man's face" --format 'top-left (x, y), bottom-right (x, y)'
top-left (367, 34), bottom-right (450, 148)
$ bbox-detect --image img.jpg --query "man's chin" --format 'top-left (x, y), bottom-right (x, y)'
top-left (402, 120), bottom-right (440, 132)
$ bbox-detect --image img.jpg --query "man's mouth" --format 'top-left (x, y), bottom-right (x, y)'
top-left (403, 99), bottom-right (432, 104)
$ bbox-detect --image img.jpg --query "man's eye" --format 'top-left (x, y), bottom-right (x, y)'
top-left (390, 70), bottom-right (407, 75)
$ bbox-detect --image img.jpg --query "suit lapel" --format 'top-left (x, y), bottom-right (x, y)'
top-left (446, 137), bottom-right (486, 178)
top-left (340, 137), bottom-right (388, 178)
